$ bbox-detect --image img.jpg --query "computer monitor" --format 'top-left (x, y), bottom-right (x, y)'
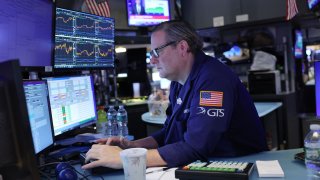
top-left (223, 45), bottom-right (250, 63)
top-left (126, 0), bottom-right (171, 27)
top-left (0, 1), bottom-right (53, 67)
top-left (54, 7), bottom-right (115, 69)
top-left (23, 80), bottom-right (54, 154)
top-left (0, 59), bottom-right (40, 179)
top-left (315, 61), bottom-right (320, 117)
top-left (45, 75), bottom-right (97, 136)
top-left (308, 0), bottom-right (320, 10)
top-left (294, 29), bottom-right (303, 59)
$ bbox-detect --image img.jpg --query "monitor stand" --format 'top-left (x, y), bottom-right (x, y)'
top-left (137, 27), bottom-right (149, 36)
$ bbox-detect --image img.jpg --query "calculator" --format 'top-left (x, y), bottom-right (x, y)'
top-left (175, 160), bottom-right (254, 180)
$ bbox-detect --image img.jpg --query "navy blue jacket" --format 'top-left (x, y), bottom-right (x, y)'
top-left (151, 51), bottom-right (268, 167)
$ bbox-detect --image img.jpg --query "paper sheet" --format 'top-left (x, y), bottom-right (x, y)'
top-left (256, 160), bottom-right (284, 177)
top-left (146, 167), bottom-right (178, 180)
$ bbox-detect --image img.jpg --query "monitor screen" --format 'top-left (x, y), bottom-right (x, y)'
top-left (54, 7), bottom-right (115, 69)
top-left (0, 0), bottom-right (53, 67)
top-left (23, 81), bottom-right (54, 154)
top-left (315, 61), bottom-right (320, 117)
top-left (294, 30), bottom-right (303, 59)
top-left (0, 59), bottom-right (39, 179)
top-left (223, 45), bottom-right (250, 62)
top-left (126, 0), bottom-right (170, 27)
top-left (308, 0), bottom-right (320, 10)
top-left (46, 75), bottom-right (97, 136)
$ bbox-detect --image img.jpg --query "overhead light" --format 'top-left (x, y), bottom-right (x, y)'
top-left (117, 73), bottom-right (128, 78)
top-left (115, 47), bottom-right (127, 53)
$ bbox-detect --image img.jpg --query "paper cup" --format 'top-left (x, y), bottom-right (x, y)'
top-left (120, 148), bottom-right (147, 180)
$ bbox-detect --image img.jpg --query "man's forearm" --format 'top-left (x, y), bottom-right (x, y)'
top-left (128, 137), bottom-right (167, 166)
top-left (130, 136), bottom-right (159, 149)
top-left (146, 149), bottom-right (167, 167)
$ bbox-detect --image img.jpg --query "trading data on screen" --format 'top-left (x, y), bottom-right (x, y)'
top-left (54, 8), bottom-right (115, 69)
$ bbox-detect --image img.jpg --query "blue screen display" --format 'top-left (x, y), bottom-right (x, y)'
top-left (54, 8), bottom-right (115, 69)
top-left (0, 0), bottom-right (53, 66)
top-left (315, 61), bottom-right (320, 117)
top-left (294, 30), bottom-right (303, 59)
top-left (308, 0), bottom-right (320, 9)
top-left (23, 81), bottom-right (54, 154)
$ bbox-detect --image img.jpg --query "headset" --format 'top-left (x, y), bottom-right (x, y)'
top-left (55, 162), bottom-right (78, 180)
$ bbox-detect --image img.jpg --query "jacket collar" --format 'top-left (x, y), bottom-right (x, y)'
top-left (169, 51), bottom-right (207, 119)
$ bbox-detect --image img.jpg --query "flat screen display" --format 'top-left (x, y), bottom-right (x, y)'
top-left (294, 30), bottom-right (303, 59)
top-left (23, 80), bottom-right (54, 154)
top-left (223, 45), bottom-right (250, 62)
top-left (126, 0), bottom-right (170, 27)
top-left (54, 8), bottom-right (115, 69)
top-left (315, 61), bottom-right (320, 117)
top-left (308, 0), bottom-right (320, 10)
top-left (0, 0), bottom-right (53, 66)
top-left (46, 75), bottom-right (97, 136)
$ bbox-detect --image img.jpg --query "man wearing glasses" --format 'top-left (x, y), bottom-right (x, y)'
top-left (83, 21), bottom-right (268, 169)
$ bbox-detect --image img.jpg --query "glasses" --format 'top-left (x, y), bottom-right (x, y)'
top-left (150, 41), bottom-right (176, 58)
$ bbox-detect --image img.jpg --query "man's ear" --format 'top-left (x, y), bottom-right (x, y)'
top-left (177, 40), bottom-right (190, 57)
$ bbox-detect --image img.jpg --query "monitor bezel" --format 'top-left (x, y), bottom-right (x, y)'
top-left (0, 59), bottom-right (40, 179)
top-left (53, 7), bottom-right (115, 70)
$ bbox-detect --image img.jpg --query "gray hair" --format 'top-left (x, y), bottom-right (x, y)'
top-left (151, 20), bottom-right (203, 54)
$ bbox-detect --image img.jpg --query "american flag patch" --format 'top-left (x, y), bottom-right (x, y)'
top-left (199, 91), bottom-right (223, 107)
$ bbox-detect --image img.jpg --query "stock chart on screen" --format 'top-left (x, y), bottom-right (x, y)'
top-left (54, 8), bottom-right (115, 69)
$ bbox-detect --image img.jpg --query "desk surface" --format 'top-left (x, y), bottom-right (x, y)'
top-left (141, 102), bottom-right (283, 125)
top-left (74, 148), bottom-right (307, 180)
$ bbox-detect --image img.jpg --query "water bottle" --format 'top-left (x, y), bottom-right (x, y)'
top-left (304, 124), bottom-right (320, 177)
top-left (117, 105), bottom-right (128, 137)
top-left (96, 106), bottom-right (107, 135)
top-left (107, 105), bottom-right (118, 136)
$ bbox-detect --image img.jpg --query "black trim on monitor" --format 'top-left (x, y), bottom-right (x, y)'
top-left (0, 59), bottom-right (40, 179)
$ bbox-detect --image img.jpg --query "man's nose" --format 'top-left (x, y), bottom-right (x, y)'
top-left (150, 56), bottom-right (158, 65)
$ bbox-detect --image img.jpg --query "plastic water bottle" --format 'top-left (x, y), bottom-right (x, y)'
top-left (96, 106), bottom-right (107, 135)
top-left (117, 105), bottom-right (128, 137)
top-left (107, 105), bottom-right (118, 137)
top-left (304, 124), bottom-right (320, 177)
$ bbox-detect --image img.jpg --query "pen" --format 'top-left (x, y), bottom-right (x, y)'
top-left (146, 167), bottom-right (171, 174)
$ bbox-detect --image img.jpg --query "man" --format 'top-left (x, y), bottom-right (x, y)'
top-left (82, 20), bottom-right (268, 169)
top-left (131, 0), bottom-right (146, 15)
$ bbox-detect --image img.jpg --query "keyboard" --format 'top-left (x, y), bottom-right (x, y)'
top-left (79, 153), bottom-right (121, 175)
top-left (175, 160), bottom-right (254, 180)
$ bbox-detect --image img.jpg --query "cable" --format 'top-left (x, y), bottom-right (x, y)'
top-left (39, 170), bottom-right (52, 180)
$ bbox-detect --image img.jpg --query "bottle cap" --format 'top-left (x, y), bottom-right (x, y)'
top-left (310, 124), bottom-right (320, 131)
top-left (98, 106), bottom-right (105, 110)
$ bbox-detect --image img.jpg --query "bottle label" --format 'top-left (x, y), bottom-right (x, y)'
top-left (305, 147), bottom-right (320, 160)
top-left (117, 115), bottom-right (126, 121)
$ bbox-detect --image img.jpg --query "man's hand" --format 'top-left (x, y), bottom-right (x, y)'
top-left (95, 136), bottom-right (132, 149)
top-left (82, 144), bottom-right (123, 169)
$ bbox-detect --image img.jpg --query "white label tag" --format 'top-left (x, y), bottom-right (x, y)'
top-left (236, 14), bottom-right (249, 22)
top-left (213, 16), bottom-right (224, 27)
